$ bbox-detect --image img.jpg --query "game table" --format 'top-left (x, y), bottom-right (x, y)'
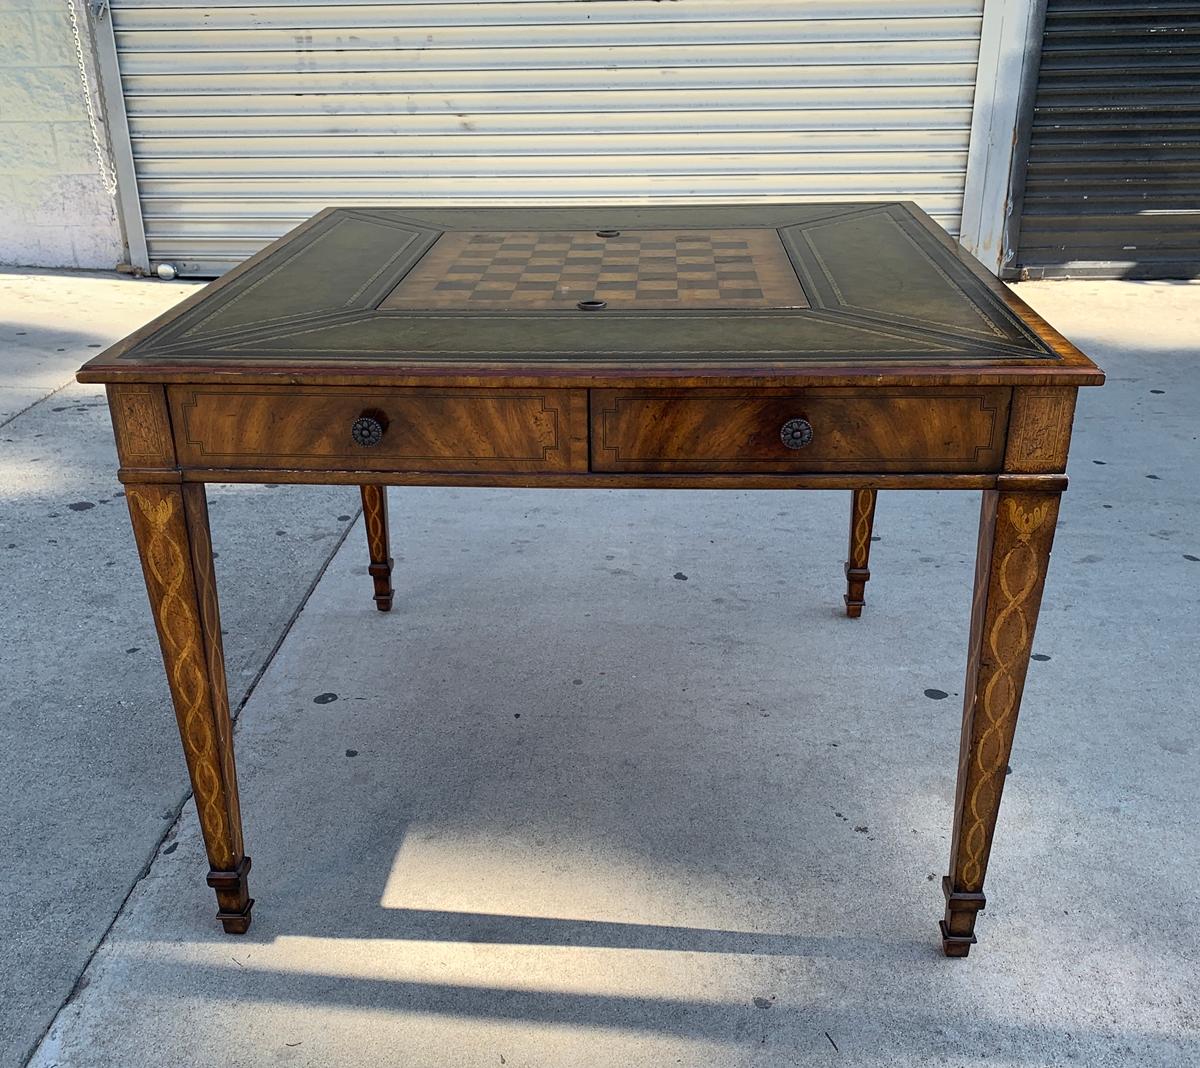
top-left (77, 203), bottom-right (1103, 956)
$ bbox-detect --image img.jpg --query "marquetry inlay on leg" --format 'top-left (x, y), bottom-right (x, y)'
top-left (360, 484), bottom-right (394, 612)
top-left (126, 483), bottom-right (252, 933)
top-left (942, 488), bottom-right (1061, 956)
top-left (844, 488), bottom-right (878, 617)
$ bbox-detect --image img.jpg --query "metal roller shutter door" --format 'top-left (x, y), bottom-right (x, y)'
top-left (110, 0), bottom-right (985, 277)
top-left (1015, 1), bottom-right (1200, 279)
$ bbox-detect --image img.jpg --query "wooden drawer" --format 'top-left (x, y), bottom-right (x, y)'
top-left (591, 388), bottom-right (1011, 473)
top-left (169, 386), bottom-right (588, 472)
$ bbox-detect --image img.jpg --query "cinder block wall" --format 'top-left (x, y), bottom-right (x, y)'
top-left (0, 0), bottom-right (124, 269)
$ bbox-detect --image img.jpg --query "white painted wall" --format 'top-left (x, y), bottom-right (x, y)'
top-left (0, 0), bottom-right (124, 269)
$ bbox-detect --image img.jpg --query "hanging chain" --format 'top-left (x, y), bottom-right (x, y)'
top-left (66, 0), bottom-right (119, 198)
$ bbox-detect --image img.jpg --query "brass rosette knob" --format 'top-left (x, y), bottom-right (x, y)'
top-left (780, 418), bottom-right (813, 450)
top-left (350, 411), bottom-right (389, 448)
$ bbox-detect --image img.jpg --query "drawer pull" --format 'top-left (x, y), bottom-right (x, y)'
top-left (350, 412), bottom-right (388, 448)
top-left (780, 418), bottom-right (814, 450)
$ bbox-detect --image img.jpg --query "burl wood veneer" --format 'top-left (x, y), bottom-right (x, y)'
top-left (591, 388), bottom-right (1011, 473)
top-left (80, 202), bottom-right (1103, 956)
top-left (169, 386), bottom-right (588, 473)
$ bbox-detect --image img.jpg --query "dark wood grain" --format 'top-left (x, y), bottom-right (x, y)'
top-left (164, 470), bottom-right (1005, 491)
top-left (84, 365), bottom-right (1104, 390)
top-left (591, 388), bottom-right (1011, 473)
top-left (168, 386), bottom-right (589, 473)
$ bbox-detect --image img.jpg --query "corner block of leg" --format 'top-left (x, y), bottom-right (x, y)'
top-left (940, 876), bottom-right (986, 957)
top-left (843, 564), bottom-right (871, 618)
top-left (367, 559), bottom-right (394, 612)
top-left (207, 855), bottom-right (254, 934)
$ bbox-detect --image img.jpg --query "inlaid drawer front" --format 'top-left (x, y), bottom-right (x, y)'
top-left (591, 388), bottom-right (1011, 473)
top-left (169, 386), bottom-right (588, 472)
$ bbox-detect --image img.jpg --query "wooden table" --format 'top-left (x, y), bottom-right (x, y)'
top-left (78, 203), bottom-right (1103, 957)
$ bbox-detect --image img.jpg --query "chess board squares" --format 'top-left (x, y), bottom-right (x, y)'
top-left (380, 228), bottom-right (809, 311)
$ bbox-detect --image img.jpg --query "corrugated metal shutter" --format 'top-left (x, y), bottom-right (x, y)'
top-left (110, 0), bottom-right (985, 276)
top-left (1015, 1), bottom-right (1200, 278)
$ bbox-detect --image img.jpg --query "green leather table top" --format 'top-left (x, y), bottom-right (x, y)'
top-left (79, 203), bottom-right (1102, 384)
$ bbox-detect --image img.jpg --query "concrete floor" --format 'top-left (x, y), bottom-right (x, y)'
top-left (3, 274), bottom-right (1198, 1066)
top-left (0, 271), bottom-right (368, 1066)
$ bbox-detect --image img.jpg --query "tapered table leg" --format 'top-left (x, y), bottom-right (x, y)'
top-left (844, 488), bottom-right (877, 617)
top-left (126, 482), bottom-right (252, 933)
top-left (360, 485), bottom-right (394, 612)
top-left (942, 487), bottom-right (1061, 956)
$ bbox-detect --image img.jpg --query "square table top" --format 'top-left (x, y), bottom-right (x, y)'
top-left (78, 203), bottom-right (1102, 389)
